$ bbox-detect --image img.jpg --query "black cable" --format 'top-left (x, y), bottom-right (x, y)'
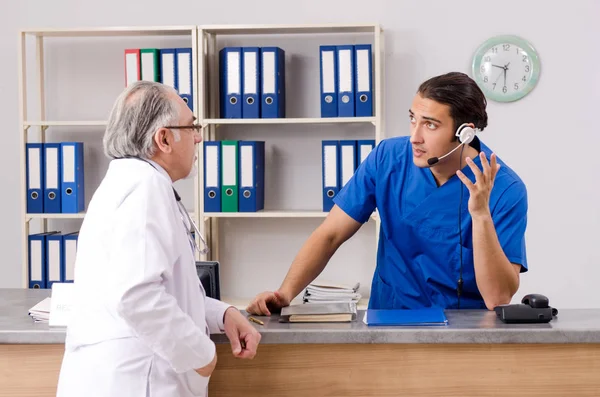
top-left (457, 145), bottom-right (465, 309)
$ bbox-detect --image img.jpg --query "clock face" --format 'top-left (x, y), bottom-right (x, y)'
top-left (472, 35), bottom-right (540, 102)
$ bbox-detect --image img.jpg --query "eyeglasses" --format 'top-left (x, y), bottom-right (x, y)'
top-left (163, 124), bottom-right (205, 132)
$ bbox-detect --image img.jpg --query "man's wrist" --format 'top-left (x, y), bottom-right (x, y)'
top-left (471, 211), bottom-right (492, 223)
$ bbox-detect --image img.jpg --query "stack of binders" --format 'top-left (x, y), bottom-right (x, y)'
top-left (303, 280), bottom-right (362, 305)
top-left (28, 231), bottom-right (79, 289)
top-left (319, 44), bottom-right (373, 118)
top-left (203, 140), bottom-right (266, 213)
top-left (26, 142), bottom-right (85, 214)
top-left (219, 47), bottom-right (285, 119)
top-left (322, 139), bottom-right (375, 212)
top-left (124, 47), bottom-right (194, 111)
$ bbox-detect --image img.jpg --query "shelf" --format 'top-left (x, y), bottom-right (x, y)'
top-left (203, 117), bottom-right (376, 126)
top-left (23, 121), bottom-right (107, 127)
top-left (26, 213), bottom-right (86, 220)
top-left (199, 23), bottom-right (380, 35)
top-left (204, 210), bottom-right (329, 219)
top-left (21, 26), bottom-right (196, 38)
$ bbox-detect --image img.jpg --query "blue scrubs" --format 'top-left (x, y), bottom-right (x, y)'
top-left (333, 136), bottom-right (528, 310)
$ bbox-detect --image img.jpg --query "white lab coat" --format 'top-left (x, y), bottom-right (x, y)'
top-left (55, 158), bottom-right (231, 397)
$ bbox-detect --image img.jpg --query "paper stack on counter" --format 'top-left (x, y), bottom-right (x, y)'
top-left (29, 297), bottom-right (51, 323)
top-left (280, 302), bottom-right (358, 323)
top-left (303, 280), bottom-right (361, 304)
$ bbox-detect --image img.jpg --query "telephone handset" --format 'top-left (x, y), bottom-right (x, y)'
top-left (494, 293), bottom-right (559, 324)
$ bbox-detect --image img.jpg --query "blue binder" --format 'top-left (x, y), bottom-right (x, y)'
top-left (62, 232), bottom-right (79, 283)
top-left (261, 47), bottom-right (285, 118)
top-left (354, 44), bottom-right (373, 117)
top-left (336, 45), bottom-right (356, 117)
top-left (43, 143), bottom-right (62, 213)
top-left (357, 139), bottom-right (376, 166)
top-left (238, 141), bottom-right (265, 212)
top-left (46, 233), bottom-right (63, 288)
top-left (28, 231), bottom-right (58, 289)
top-left (26, 143), bottom-right (44, 213)
top-left (319, 45), bottom-right (338, 117)
top-left (176, 48), bottom-right (193, 111)
top-left (61, 142), bottom-right (85, 214)
top-left (339, 140), bottom-right (357, 189)
top-left (159, 48), bottom-right (178, 91)
top-left (242, 47), bottom-right (261, 118)
top-left (203, 141), bottom-right (222, 212)
top-left (322, 140), bottom-right (340, 212)
top-left (219, 47), bottom-right (243, 118)
top-left (365, 308), bottom-right (448, 326)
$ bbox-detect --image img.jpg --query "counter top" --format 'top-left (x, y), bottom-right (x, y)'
top-left (2, 289), bottom-right (600, 344)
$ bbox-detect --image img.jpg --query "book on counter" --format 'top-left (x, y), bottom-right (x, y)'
top-left (279, 302), bottom-right (358, 323)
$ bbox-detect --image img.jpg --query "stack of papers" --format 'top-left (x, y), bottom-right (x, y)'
top-left (28, 297), bottom-right (51, 323)
top-left (280, 302), bottom-right (358, 323)
top-left (303, 280), bottom-right (361, 304)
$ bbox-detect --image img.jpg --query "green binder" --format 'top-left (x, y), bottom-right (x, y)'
top-left (140, 48), bottom-right (161, 82)
top-left (221, 140), bottom-right (239, 212)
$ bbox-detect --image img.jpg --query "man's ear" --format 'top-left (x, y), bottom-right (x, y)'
top-left (153, 128), bottom-right (172, 154)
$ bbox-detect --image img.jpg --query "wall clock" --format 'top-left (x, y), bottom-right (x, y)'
top-left (472, 35), bottom-right (541, 102)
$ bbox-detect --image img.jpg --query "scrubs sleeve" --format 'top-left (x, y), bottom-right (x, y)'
top-left (111, 175), bottom-right (216, 374)
top-left (333, 140), bottom-right (380, 223)
top-left (492, 181), bottom-right (529, 272)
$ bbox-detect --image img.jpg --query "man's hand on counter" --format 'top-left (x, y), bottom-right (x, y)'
top-left (246, 290), bottom-right (290, 316)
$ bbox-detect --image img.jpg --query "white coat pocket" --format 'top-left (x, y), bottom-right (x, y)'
top-left (184, 369), bottom-right (210, 396)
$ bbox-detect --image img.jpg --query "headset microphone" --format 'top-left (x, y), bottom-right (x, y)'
top-left (426, 124), bottom-right (480, 167)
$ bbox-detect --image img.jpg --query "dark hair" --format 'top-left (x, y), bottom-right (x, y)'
top-left (417, 72), bottom-right (488, 135)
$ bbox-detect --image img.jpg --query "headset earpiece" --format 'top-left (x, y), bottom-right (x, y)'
top-left (455, 123), bottom-right (478, 145)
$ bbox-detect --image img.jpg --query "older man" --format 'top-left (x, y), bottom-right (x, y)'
top-left (56, 81), bottom-right (260, 397)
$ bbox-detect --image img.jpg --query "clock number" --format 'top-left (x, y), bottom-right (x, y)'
top-left (516, 47), bottom-right (520, 54)
top-left (514, 83), bottom-right (519, 91)
top-left (483, 76), bottom-right (488, 83)
top-left (523, 55), bottom-right (528, 62)
top-left (491, 47), bottom-right (498, 54)
top-left (503, 44), bottom-right (510, 51)
top-left (502, 86), bottom-right (507, 93)
top-left (525, 65), bottom-right (530, 72)
top-left (492, 83), bottom-right (497, 90)
top-left (484, 56), bottom-right (491, 62)
top-left (480, 65), bottom-right (485, 73)
top-left (522, 76), bottom-right (527, 82)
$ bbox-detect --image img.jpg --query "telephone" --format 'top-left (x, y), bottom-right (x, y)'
top-left (494, 293), bottom-right (559, 324)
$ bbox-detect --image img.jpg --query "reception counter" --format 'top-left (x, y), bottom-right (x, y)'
top-left (1, 289), bottom-right (599, 396)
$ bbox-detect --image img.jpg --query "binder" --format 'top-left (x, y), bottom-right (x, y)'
top-left (319, 45), bottom-right (338, 118)
top-left (219, 47), bottom-right (242, 118)
top-left (242, 47), bottom-right (261, 118)
top-left (238, 141), bottom-right (265, 212)
top-left (336, 45), bottom-right (356, 117)
top-left (28, 231), bottom-right (58, 289)
top-left (339, 140), bottom-right (357, 188)
top-left (364, 308), bottom-right (448, 326)
top-left (26, 143), bottom-right (44, 213)
top-left (261, 47), bottom-right (285, 118)
top-left (61, 142), bottom-right (85, 214)
top-left (63, 232), bottom-right (79, 283)
top-left (43, 143), bottom-right (61, 213)
top-left (322, 140), bottom-right (340, 212)
top-left (160, 48), bottom-right (177, 90)
top-left (357, 139), bottom-right (376, 165)
top-left (354, 44), bottom-right (373, 117)
top-left (124, 49), bottom-right (141, 87)
top-left (141, 48), bottom-right (161, 82)
top-left (46, 233), bottom-right (63, 288)
top-left (221, 140), bottom-right (239, 212)
top-left (176, 48), bottom-right (193, 111)
top-left (203, 141), bottom-right (221, 213)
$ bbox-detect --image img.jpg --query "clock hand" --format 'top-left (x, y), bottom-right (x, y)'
top-left (492, 64), bottom-right (504, 69)
top-left (503, 68), bottom-right (507, 88)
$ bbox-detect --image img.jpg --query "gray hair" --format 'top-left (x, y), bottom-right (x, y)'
top-left (103, 81), bottom-right (180, 159)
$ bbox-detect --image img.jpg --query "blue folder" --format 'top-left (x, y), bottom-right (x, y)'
top-left (365, 308), bottom-right (448, 326)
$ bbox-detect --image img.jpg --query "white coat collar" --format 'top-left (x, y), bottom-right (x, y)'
top-left (144, 158), bottom-right (174, 184)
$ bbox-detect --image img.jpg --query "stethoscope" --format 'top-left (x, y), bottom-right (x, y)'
top-left (129, 157), bottom-right (209, 256)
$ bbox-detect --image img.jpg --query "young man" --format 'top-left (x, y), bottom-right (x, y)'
top-left (247, 72), bottom-right (528, 314)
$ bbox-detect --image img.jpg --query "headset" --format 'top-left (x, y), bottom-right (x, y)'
top-left (426, 123), bottom-right (481, 166)
top-left (426, 122), bottom-right (480, 309)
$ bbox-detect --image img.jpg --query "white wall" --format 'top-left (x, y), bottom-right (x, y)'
top-left (2, 0), bottom-right (599, 309)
